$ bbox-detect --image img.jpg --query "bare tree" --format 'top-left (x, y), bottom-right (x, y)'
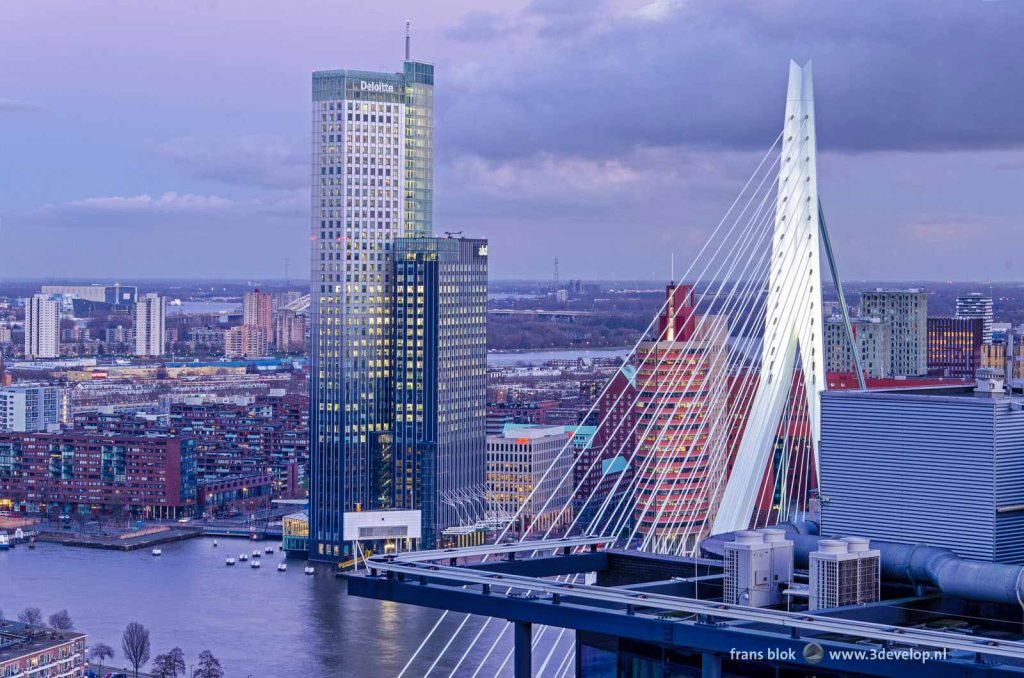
top-left (191, 650), bottom-right (223, 678)
top-left (17, 607), bottom-right (42, 626)
top-left (48, 609), bottom-right (74, 630)
top-left (121, 622), bottom-right (151, 678)
top-left (152, 647), bottom-right (186, 678)
top-left (91, 643), bottom-right (115, 674)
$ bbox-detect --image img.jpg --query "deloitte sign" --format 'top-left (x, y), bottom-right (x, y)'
top-left (360, 81), bottom-right (395, 94)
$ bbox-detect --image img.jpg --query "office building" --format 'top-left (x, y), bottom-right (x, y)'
top-left (860, 288), bottom-right (928, 376)
top-left (225, 323), bottom-right (268, 358)
top-left (40, 283), bottom-right (137, 307)
top-left (956, 292), bottom-right (994, 344)
top-left (634, 284), bottom-right (729, 553)
top-left (486, 425), bottom-right (573, 534)
top-left (0, 385), bottom-right (70, 432)
top-left (309, 49), bottom-right (434, 562)
top-left (824, 316), bottom-right (891, 378)
top-left (23, 294), bottom-right (60, 359)
top-left (243, 289), bottom-right (273, 339)
top-left (927, 316), bottom-right (983, 378)
top-left (821, 379), bottom-right (1024, 563)
top-left (134, 293), bottom-right (166, 357)
top-left (391, 237), bottom-right (488, 548)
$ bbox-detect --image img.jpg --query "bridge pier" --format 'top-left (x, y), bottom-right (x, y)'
top-left (702, 651), bottom-right (722, 678)
top-left (514, 621), bottom-right (532, 678)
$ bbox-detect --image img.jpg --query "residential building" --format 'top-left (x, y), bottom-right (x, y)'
top-left (824, 316), bottom-right (891, 378)
top-left (243, 289), bottom-right (273, 339)
top-left (956, 292), bottom-right (994, 344)
top-left (134, 293), bottom-right (166, 357)
top-left (634, 284), bottom-right (729, 553)
top-left (225, 324), bottom-right (268, 358)
top-left (24, 294), bottom-right (60, 359)
top-left (0, 431), bottom-right (197, 518)
top-left (0, 621), bottom-right (87, 678)
top-left (309, 51), bottom-right (434, 562)
top-left (927, 316), bottom-right (984, 378)
top-left (273, 308), bottom-right (306, 353)
top-left (486, 425), bottom-right (573, 534)
top-left (0, 385), bottom-right (70, 432)
top-left (391, 236), bottom-right (488, 548)
top-left (860, 288), bottom-right (928, 376)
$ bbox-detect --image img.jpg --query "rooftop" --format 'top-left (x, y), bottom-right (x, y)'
top-left (0, 620), bottom-right (85, 664)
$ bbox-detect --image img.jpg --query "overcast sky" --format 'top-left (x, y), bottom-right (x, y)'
top-left (2, 0), bottom-right (1024, 281)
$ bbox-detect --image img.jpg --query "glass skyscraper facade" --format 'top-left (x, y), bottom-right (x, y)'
top-left (392, 237), bottom-right (488, 548)
top-left (309, 59), bottom-right (434, 562)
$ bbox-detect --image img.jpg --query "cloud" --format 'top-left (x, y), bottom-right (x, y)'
top-left (439, 0), bottom-right (1024, 162)
top-left (55, 191), bottom-right (233, 214)
top-left (158, 136), bottom-right (307, 190)
top-left (443, 11), bottom-right (512, 42)
top-left (0, 98), bottom-right (43, 112)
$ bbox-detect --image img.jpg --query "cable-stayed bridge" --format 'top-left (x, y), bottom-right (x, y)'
top-left (366, 60), bottom-right (868, 677)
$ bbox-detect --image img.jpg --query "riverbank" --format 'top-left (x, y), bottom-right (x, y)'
top-left (36, 526), bottom-right (201, 551)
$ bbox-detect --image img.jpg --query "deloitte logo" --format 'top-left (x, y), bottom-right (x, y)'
top-left (802, 642), bottom-right (825, 664)
top-left (360, 81), bottom-right (395, 94)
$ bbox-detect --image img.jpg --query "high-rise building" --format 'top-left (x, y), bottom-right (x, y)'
top-left (824, 317), bottom-right (891, 378)
top-left (309, 49), bottom-right (434, 562)
top-left (860, 289), bottom-right (928, 376)
top-left (486, 425), bottom-right (573, 535)
top-left (134, 293), bottom-right (166, 357)
top-left (273, 308), bottom-right (307, 353)
top-left (243, 289), bottom-right (273, 339)
top-left (0, 385), bottom-right (70, 432)
top-left (23, 294), bottom-right (60, 359)
top-left (956, 292), bottom-right (994, 344)
top-left (390, 237), bottom-right (488, 548)
top-left (224, 324), bottom-right (268, 358)
top-left (634, 284), bottom-right (729, 553)
top-left (927, 316), bottom-right (983, 378)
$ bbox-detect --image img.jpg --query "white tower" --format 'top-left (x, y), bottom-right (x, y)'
top-left (713, 61), bottom-right (825, 534)
top-left (134, 293), bottom-right (167, 357)
top-left (24, 294), bottom-right (60, 359)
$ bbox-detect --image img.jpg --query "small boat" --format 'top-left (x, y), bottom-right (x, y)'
top-left (304, 565), bottom-right (315, 575)
top-left (28, 537), bottom-right (36, 550)
top-left (250, 559), bottom-right (261, 569)
top-left (252, 549), bottom-right (260, 558)
top-left (151, 548), bottom-right (162, 557)
top-left (277, 563), bottom-right (287, 572)
top-left (213, 540), bottom-right (218, 547)
top-left (239, 553), bottom-right (249, 561)
top-left (265, 546), bottom-right (275, 554)
top-left (226, 557), bottom-right (236, 566)
top-left (0, 533), bottom-right (10, 551)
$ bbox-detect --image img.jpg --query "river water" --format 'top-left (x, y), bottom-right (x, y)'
top-left (0, 538), bottom-right (486, 677)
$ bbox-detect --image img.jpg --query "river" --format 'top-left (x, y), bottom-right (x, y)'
top-left (0, 538), bottom-right (485, 677)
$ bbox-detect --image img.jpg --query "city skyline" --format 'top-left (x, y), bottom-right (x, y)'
top-left (3, 1), bottom-right (1024, 281)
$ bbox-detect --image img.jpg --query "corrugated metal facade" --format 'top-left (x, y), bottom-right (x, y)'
top-left (821, 389), bottom-right (1024, 563)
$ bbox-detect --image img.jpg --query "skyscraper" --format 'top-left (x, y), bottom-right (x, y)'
top-left (824, 316), bottom-right (891, 378)
top-left (391, 236), bottom-right (488, 548)
top-left (23, 295), bottom-right (60, 359)
top-left (134, 293), bottom-right (166, 357)
top-left (309, 48), bottom-right (434, 561)
top-left (956, 292), bottom-right (993, 345)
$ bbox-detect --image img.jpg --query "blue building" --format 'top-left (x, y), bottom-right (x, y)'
top-left (391, 236), bottom-right (488, 548)
top-left (820, 377), bottom-right (1024, 563)
top-left (308, 53), bottom-right (435, 562)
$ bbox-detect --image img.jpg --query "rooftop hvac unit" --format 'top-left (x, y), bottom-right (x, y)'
top-left (723, 529), bottom-right (793, 607)
top-left (809, 537), bottom-right (880, 610)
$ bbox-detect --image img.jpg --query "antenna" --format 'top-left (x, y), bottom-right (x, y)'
top-left (405, 21), bottom-right (411, 61)
top-left (670, 253), bottom-right (675, 284)
top-left (554, 257), bottom-right (559, 283)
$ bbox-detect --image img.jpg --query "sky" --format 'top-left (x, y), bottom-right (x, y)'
top-left (2, 0), bottom-right (1024, 282)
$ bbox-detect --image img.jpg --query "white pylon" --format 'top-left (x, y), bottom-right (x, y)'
top-left (712, 61), bottom-right (825, 534)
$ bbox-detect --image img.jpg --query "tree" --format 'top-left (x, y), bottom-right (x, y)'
top-left (121, 622), bottom-right (151, 678)
top-left (91, 643), bottom-right (115, 674)
top-left (17, 607), bottom-right (42, 626)
top-left (152, 647), bottom-right (186, 678)
top-left (48, 609), bottom-right (74, 630)
top-left (192, 650), bottom-right (223, 678)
